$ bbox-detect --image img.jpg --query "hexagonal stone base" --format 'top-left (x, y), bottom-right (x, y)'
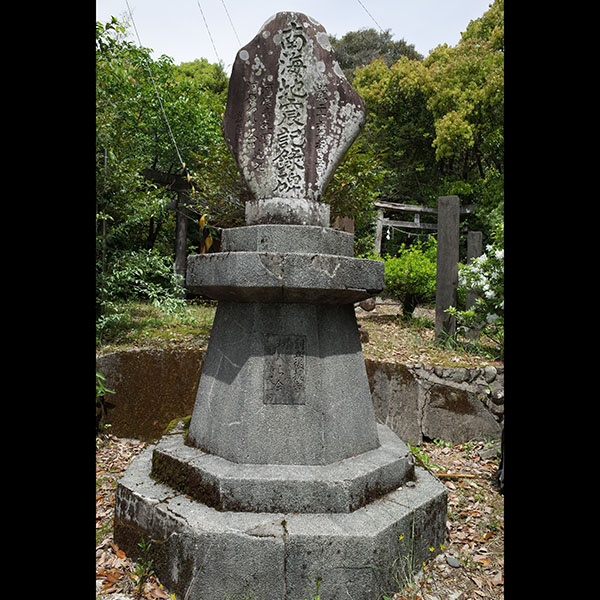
top-left (151, 425), bottom-right (414, 513)
top-left (114, 433), bottom-right (447, 600)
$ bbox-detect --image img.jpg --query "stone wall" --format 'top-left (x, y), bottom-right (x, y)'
top-left (366, 360), bottom-right (503, 445)
top-left (96, 348), bottom-right (204, 441)
top-left (97, 348), bottom-right (503, 444)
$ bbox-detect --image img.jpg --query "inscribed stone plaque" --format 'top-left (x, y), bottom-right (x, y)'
top-left (263, 334), bottom-right (306, 405)
top-left (222, 11), bottom-right (366, 203)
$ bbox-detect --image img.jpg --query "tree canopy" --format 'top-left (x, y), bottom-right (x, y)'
top-left (352, 0), bottom-right (504, 238)
top-left (96, 0), bottom-right (503, 327)
top-left (329, 28), bottom-right (423, 80)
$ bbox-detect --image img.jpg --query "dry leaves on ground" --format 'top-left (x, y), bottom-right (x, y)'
top-left (96, 434), bottom-right (174, 599)
top-left (96, 434), bottom-right (503, 600)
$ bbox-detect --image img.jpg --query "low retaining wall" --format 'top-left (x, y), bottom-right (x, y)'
top-left (97, 348), bottom-right (503, 444)
top-left (366, 360), bottom-right (503, 445)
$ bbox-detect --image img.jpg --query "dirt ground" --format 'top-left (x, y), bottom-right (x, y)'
top-left (96, 433), bottom-right (503, 600)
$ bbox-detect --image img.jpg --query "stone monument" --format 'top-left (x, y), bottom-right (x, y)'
top-left (114, 12), bottom-right (446, 600)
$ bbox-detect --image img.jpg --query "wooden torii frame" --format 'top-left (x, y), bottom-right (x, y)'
top-left (373, 199), bottom-right (474, 254)
top-left (373, 197), bottom-right (481, 341)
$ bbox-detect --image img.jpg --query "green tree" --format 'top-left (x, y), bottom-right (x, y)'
top-left (322, 140), bottom-right (384, 255)
top-left (96, 18), bottom-right (242, 324)
top-left (330, 28), bottom-right (423, 81)
top-left (352, 0), bottom-right (503, 245)
top-left (382, 238), bottom-right (437, 318)
top-left (174, 58), bottom-right (229, 103)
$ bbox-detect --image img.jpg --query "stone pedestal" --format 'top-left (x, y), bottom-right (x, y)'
top-left (114, 220), bottom-right (447, 599)
top-left (184, 224), bottom-right (383, 466)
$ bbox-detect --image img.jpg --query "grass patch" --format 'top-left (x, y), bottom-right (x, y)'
top-left (97, 299), bottom-right (501, 368)
top-left (358, 302), bottom-right (501, 367)
top-left (96, 300), bottom-right (216, 353)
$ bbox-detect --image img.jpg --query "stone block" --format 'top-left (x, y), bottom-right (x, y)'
top-left (221, 223), bottom-right (354, 256)
top-left (185, 301), bottom-right (381, 465)
top-left (245, 197), bottom-right (330, 226)
top-left (150, 425), bottom-right (414, 513)
top-left (421, 384), bottom-right (501, 443)
top-left (222, 12), bottom-right (365, 205)
top-left (185, 251), bottom-right (384, 304)
top-left (114, 444), bottom-right (447, 600)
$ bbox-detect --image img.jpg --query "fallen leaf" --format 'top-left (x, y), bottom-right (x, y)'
top-left (473, 555), bottom-right (491, 567)
top-left (491, 571), bottom-right (504, 586)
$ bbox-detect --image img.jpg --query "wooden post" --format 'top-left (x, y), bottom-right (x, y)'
top-left (435, 196), bottom-right (460, 341)
top-left (465, 231), bottom-right (483, 339)
top-left (374, 209), bottom-right (384, 255)
top-left (174, 191), bottom-right (190, 293)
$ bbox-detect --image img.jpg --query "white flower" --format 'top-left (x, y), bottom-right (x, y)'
top-left (495, 248), bottom-right (504, 260)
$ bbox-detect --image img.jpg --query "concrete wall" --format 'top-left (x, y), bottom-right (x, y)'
top-left (97, 348), bottom-right (503, 444)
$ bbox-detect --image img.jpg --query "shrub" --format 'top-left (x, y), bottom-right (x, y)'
top-left (383, 237), bottom-right (437, 318)
top-left (96, 249), bottom-right (186, 344)
top-left (99, 249), bottom-right (185, 311)
top-left (447, 221), bottom-right (504, 353)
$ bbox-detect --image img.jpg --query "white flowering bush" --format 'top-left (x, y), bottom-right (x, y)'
top-left (447, 222), bottom-right (504, 354)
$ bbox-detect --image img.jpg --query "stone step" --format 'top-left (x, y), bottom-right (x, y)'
top-left (151, 424), bottom-right (414, 514)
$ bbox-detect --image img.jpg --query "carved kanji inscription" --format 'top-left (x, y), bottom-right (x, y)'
top-left (263, 334), bottom-right (306, 405)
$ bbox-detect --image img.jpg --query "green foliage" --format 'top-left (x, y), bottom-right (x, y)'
top-left (352, 0), bottom-right (503, 236)
top-left (322, 139), bottom-right (384, 255)
top-left (96, 249), bottom-right (187, 345)
top-left (95, 300), bottom-right (216, 351)
top-left (382, 238), bottom-right (437, 318)
top-left (304, 576), bottom-right (322, 600)
top-left (99, 249), bottom-right (185, 309)
top-left (96, 17), bottom-right (243, 333)
top-left (330, 27), bottom-right (423, 81)
top-left (447, 221), bottom-right (504, 355)
top-left (133, 537), bottom-right (155, 600)
top-left (174, 58), bottom-right (228, 103)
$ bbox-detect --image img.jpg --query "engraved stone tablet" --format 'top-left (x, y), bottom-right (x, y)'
top-left (222, 12), bottom-right (366, 222)
top-left (263, 334), bottom-right (306, 404)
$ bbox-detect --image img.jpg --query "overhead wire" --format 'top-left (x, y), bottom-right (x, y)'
top-left (195, 0), bottom-right (221, 64)
top-left (124, 0), bottom-right (186, 173)
top-left (355, 0), bottom-right (385, 33)
top-left (219, 0), bottom-right (241, 47)
top-left (123, 0), bottom-right (204, 220)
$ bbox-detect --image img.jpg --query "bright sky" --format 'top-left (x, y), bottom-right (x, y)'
top-left (96, 0), bottom-right (492, 73)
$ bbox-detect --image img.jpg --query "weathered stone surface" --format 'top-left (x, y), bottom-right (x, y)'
top-left (245, 197), bottom-right (330, 226)
top-left (222, 11), bottom-right (365, 216)
top-left (185, 251), bottom-right (385, 304)
top-left (221, 224), bottom-right (354, 256)
top-left (95, 348), bottom-right (203, 441)
top-left (113, 12), bottom-right (451, 598)
top-left (114, 444), bottom-right (447, 600)
top-left (97, 348), bottom-right (504, 443)
top-left (366, 360), bottom-right (424, 445)
top-left (421, 384), bottom-right (501, 443)
top-left (186, 301), bottom-right (380, 465)
top-left (151, 425), bottom-right (414, 513)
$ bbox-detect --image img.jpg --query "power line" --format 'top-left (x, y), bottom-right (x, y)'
top-left (123, 0), bottom-right (186, 173)
top-left (355, 0), bottom-right (385, 33)
top-left (195, 0), bottom-right (221, 64)
top-left (219, 0), bottom-right (241, 47)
